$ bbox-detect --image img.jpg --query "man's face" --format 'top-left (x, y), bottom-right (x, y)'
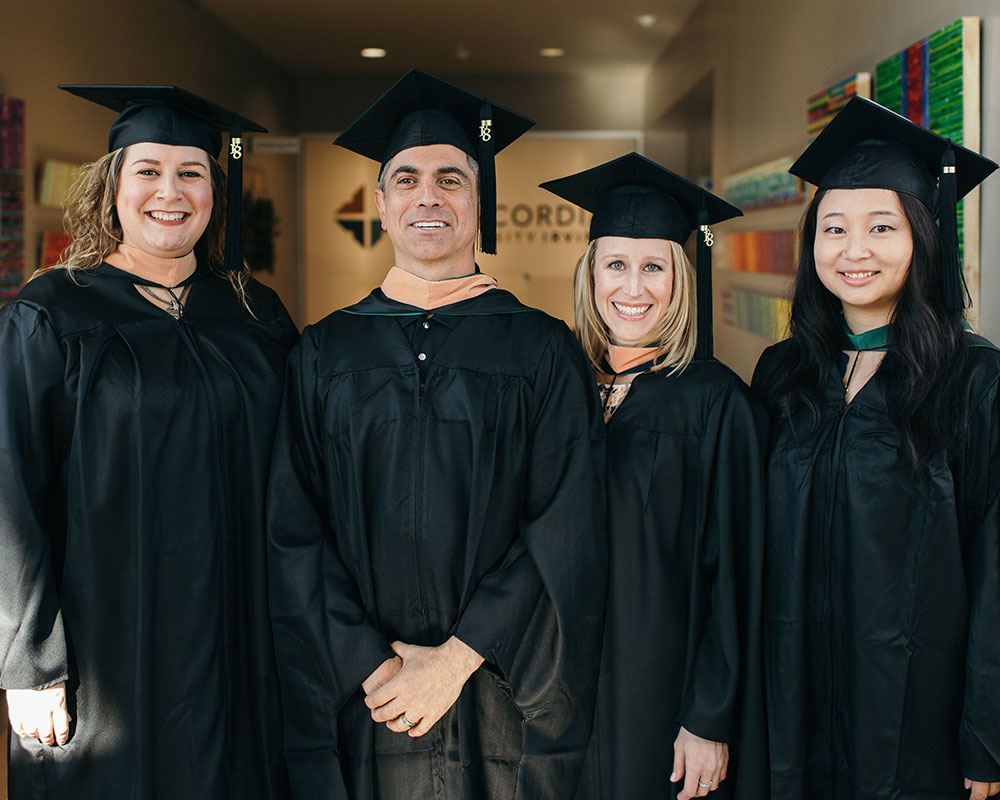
top-left (374, 143), bottom-right (479, 277)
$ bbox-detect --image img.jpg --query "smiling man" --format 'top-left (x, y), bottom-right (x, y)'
top-left (267, 70), bottom-right (606, 800)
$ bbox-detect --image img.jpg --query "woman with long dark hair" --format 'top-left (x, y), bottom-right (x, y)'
top-left (542, 153), bottom-right (768, 800)
top-left (0, 86), bottom-right (296, 799)
top-left (752, 97), bottom-right (1000, 800)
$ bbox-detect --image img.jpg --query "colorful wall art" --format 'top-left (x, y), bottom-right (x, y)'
top-left (721, 156), bottom-right (802, 211)
top-left (1, 95), bottom-right (26, 302)
top-left (721, 288), bottom-right (791, 342)
top-left (807, 73), bottom-right (872, 142)
top-left (724, 229), bottom-right (797, 276)
top-left (874, 17), bottom-right (982, 314)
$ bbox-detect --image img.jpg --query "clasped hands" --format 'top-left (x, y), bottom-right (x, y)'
top-left (362, 636), bottom-right (484, 738)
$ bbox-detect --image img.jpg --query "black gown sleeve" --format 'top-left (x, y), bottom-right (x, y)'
top-left (452, 537), bottom-right (542, 664)
top-left (957, 362), bottom-right (1000, 781)
top-left (676, 379), bottom-right (768, 746)
top-left (0, 302), bottom-right (70, 690)
top-left (267, 327), bottom-right (395, 795)
top-left (457, 325), bottom-right (607, 798)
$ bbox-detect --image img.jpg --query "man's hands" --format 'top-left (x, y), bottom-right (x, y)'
top-left (362, 637), bottom-right (484, 737)
top-left (6, 682), bottom-right (71, 746)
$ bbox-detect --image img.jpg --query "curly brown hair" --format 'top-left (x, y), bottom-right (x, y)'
top-left (42, 146), bottom-right (251, 308)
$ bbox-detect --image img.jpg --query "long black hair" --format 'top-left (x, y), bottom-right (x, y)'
top-left (766, 188), bottom-right (968, 469)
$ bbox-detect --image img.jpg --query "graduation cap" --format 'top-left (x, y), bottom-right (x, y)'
top-left (540, 152), bottom-right (743, 360)
top-left (334, 69), bottom-right (535, 255)
top-left (790, 96), bottom-right (998, 310)
top-left (59, 84), bottom-right (268, 275)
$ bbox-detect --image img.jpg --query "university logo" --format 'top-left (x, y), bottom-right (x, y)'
top-left (335, 186), bottom-right (384, 248)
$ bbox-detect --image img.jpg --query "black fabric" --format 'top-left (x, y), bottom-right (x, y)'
top-left (752, 336), bottom-right (1000, 799)
top-left (590, 185), bottom-right (691, 243)
top-left (396, 313), bottom-right (458, 383)
top-left (0, 265), bottom-right (297, 798)
top-left (267, 289), bottom-right (607, 800)
top-left (538, 152), bottom-right (742, 243)
top-left (58, 84), bottom-right (267, 156)
top-left (369, 670), bottom-right (521, 800)
top-left (332, 70), bottom-right (533, 165)
top-left (385, 109), bottom-right (479, 164)
top-left (814, 139), bottom-right (938, 210)
top-left (575, 360), bottom-right (769, 800)
top-left (789, 97), bottom-right (997, 203)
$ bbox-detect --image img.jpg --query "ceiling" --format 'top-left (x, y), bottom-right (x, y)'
top-left (197, 0), bottom-right (701, 78)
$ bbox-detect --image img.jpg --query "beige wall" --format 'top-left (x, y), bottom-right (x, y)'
top-left (645, 0), bottom-right (1000, 379)
top-left (0, 0), bottom-right (300, 319)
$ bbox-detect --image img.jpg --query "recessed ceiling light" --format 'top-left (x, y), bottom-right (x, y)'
top-left (636, 14), bottom-right (657, 29)
top-left (539, 47), bottom-right (565, 58)
top-left (361, 47), bottom-right (387, 59)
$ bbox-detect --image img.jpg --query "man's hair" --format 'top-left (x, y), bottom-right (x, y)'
top-left (377, 152), bottom-right (480, 192)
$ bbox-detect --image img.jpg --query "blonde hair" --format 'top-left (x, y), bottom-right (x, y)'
top-left (37, 146), bottom-right (252, 310)
top-left (572, 237), bottom-right (697, 375)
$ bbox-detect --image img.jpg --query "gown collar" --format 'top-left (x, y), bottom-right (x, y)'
top-left (606, 345), bottom-right (660, 374)
top-left (841, 320), bottom-right (890, 351)
top-left (380, 266), bottom-right (497, 310)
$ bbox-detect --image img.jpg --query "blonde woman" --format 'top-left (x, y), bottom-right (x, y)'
top-left (542, 153), bottom-right (767, 800)
top-left (0, 86), bottom-right (296, 799)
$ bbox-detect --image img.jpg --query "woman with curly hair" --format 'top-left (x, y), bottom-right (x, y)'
top-left (0, 85), bottom-right (296, 799)
top-left (541, 153), bottom-right (768, 800)
top-left (752, 98), bottom-right (1000, 800)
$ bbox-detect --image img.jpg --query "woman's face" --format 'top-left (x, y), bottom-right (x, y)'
top-left (115, 142), bottom-right (214, 259)
top-left (592, 236), bottom-right (674, 347)
top-left (814, 188), bottom-right (914, 329)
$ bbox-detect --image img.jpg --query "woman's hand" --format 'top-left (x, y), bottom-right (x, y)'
top-left (966, 778), bottom-right (1000, 799)
top-left (6, 682), bottom-right (71, 746)
top-left (670, 725), bottom-right (728, 799)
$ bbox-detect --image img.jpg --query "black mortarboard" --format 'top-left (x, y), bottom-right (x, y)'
top-left (790, 96), bottom-right (998, 310)
top-left (540, 152), bottom-right (743, 359)
top-left (334, 69), bottom-right (535, 255)
top-left (59, 84), bottom-right (268, 274)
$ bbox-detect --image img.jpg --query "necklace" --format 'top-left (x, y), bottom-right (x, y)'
top-left (840, 320), bottom-right (890, 403)
top-left (843, 351), bottom-right (862, 402)
top-left (842, 347), bottom-right (888, 403)
top-left (135, 282), bottom-right (191, 320)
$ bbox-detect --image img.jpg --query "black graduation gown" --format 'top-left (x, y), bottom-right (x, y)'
top-left (0, 264), bottom-right (297, 800)
top-left (575, 359), bottom-right (769, 800)
top-left (267, 288), bottom-right (606, 800)
top-left (752, 336), bottom-right (1000, 800)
